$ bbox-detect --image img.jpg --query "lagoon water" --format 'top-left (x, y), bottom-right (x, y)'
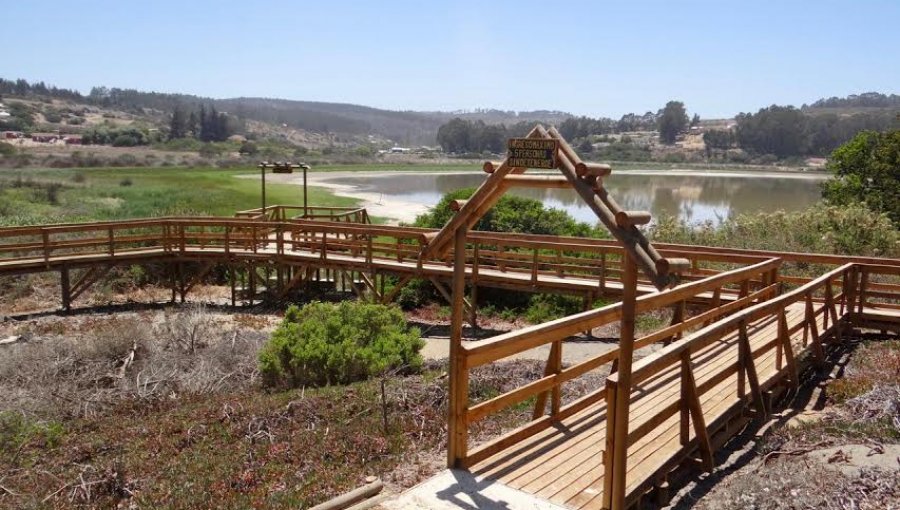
top-left (322, 170), bottom-right (826, 226)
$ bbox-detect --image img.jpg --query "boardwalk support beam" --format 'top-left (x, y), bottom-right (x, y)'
top-left (447, 225), bottom-right (469, 468)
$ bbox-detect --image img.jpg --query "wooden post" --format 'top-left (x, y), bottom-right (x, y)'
top-left (230, 265), bottom-right (236, 307)
top-left (666, 300), bottom-right (685, 345)
top-left (303, 164), bottom-right (308, 217)
top-left (469, 284), bottom-right (478, 331)
top-left (447, 226), bottom-right (469, 468)
top-left (178, 262), bottom-right (186, 303)
top-left (857, 267), bottom-right (869, 314)
top-left (584, 293), bottom-right (594, 340)
top-left (60, 265), bottom-right (71, 312)
top-left (600, 252), bottom-right (607, 293)
top-left (260, 166), bottom-right (266, 211)
top-left (738, 321), bottom-right (766, 417)
top-left (610, 253), bottom-right (638, 510)
top-left (170, 263), bottom-right (177, 303)
top-left (778, 309), bottom-right (799, 390)
top-left (681, 351), bottom-right (713, 472)
top-left (601, 380), bottom-right (618, 509)
top-left (248, 263), bottom-right (255, 306)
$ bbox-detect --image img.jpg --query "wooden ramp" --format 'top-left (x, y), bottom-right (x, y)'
top-left (447, 262), bottom-right (900, 509)
top-left (467, 301), bottom-right (816, 509)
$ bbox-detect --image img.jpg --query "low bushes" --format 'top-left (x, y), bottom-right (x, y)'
top-left (259, 301), bottom-right (424, 388)
top-left (649, 202), bottom-right (898, 258)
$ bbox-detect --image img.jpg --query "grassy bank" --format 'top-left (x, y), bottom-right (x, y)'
top-left (0, 167), bottom-right (358, 226)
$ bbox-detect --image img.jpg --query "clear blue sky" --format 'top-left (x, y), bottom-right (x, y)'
top-left (1, 0), bottom-right (897, 118)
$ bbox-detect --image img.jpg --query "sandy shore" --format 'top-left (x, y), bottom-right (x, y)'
top-left (257, 170), bottom-right (482, 224)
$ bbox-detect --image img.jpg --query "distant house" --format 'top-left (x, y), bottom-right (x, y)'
top-left (3, 131), bottom-right (23, 139)
top-left (64, 135), bottom-right (82, 145)
top-left (390, 147), bottom-right (411, 154)
top-left (31, 133), bottom-right (60, 143)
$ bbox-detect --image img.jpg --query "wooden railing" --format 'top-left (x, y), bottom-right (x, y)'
top-left (600, 262), bottom-right (857, 507)
top-left (234, 205), bottom-right (370, 224)
top-left (0, 217), bottom-right (424, 269)
top-left (450, 258), bottom-right (783, 468)
top-left (2, 217), bottom-right (898, 306)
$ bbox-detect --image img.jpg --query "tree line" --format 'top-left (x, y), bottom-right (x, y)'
top-left (436, 100), bottom-right (696, 153)
top-left (436, 118), bottom-right (534, 153)
top-left (808, 92), bottom-right (900, 109)
top-left (705, 105), bottom-right (899, 158)
top-left (0, 78), bottom-right (83, 102)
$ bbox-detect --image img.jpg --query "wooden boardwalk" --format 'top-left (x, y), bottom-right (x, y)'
top-left (468, 301), bottom-right (817, 509)
top-left (450, 262), bottom-right (900, 509)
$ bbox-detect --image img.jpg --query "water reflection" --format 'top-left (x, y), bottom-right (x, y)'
top-left (325, 171), bottom-right (825, 226)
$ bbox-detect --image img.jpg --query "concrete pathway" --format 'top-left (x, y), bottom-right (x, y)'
top-left (383, 469), bottom-right (569, 510)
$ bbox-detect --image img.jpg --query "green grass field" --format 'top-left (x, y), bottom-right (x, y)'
top-left (0, 166), bottom-right (361, 227)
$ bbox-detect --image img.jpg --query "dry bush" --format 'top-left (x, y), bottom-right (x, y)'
top-left (844, 385), bottom-right (900, 428)
top-left (155, 303), bottom-right (217, 353)
top-left (0, 307), bottom-right (267, 420)
top-left (696, 458), bottom-right (900, 510)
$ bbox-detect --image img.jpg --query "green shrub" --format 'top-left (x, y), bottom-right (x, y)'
top-left (0, 411), bottom-right (64, 453)
top-left (0, 142), bottom-right (15, 157)
top-left (524, 294), bottom-right (584, 324)
top-left (412, 188), bottom-right (603, 238)
top-left (258, 301), bottom-right (424, 388)
top-left (649, 202), bottom-right (898, 258)
top-left (112, 134), bottom-right (140, 147)
top-left (822, 129), bottom-right (900, 223)
top-left (396, 278), bottom-right (435, 310)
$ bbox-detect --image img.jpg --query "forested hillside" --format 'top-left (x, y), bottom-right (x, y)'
top-left (1, 78), bottom-right (896, 153)
top-left (0, 78), bottom-right (570, 145)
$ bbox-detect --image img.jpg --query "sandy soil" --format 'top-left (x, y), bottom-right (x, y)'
top-left (260, 170), bottom-right (481, 224)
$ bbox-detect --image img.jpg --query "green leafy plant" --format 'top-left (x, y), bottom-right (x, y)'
top-left (258, 301), bottom-right (424, 388)
top-left (822, 129), bottom-right (900, 223)
top-left (0, 412), bottom-right (64, 454)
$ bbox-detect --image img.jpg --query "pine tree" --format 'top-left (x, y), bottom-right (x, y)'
top-left (198, 104), bottom-right (209, 141)
top-left (187, 110), bottom-right (198, 138)
top-left (168, 106), bottom-right (187, 140)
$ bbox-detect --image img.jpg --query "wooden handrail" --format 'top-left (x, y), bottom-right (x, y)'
top-left (464, 258), bottom-right (783, 367)
top-left (620, 263), bottom-right (852, 386)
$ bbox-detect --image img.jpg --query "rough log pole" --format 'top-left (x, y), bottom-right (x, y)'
top-left (610, 252), bottom-right (638, 510)
top-left (307, 480), bottom-right (384, 510)
top-left (548, 127), bottom-right (667, 289)
top-left (447, 225), bottom-right (469, 467)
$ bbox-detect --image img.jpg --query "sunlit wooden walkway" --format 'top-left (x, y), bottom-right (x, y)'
top-left (450, 261), bottom-right (900, 509)
top-left (468, 301), bottom-right (817, 509)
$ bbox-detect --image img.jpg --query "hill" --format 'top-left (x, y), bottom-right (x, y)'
top-left (0, 78), bottom-right (571, 146)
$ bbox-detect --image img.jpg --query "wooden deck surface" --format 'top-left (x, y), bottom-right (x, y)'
top-left (467, 301), bottom-right (823, 509)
